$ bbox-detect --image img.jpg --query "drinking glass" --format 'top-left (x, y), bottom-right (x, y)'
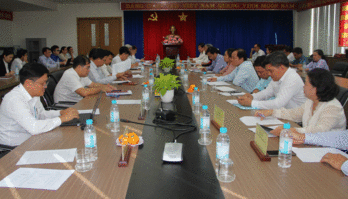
top-left (75, 149), bottom-right (93, 172)
top-left (217, 158), bottom-right (236, 183)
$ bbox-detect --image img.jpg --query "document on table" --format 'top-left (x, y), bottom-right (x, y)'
top-left (227, 99), bottom-right (238, 104)
top-left (16, 148), bottom-right (77, 165)
top-left (216, 86), bottom-right (236, 92)
top-left (116, 100), bottom-right (141, 104)
top-left (200, 75), bottom-right (217, 78)
top-left (0, 168), bottom-right (75, 190)
top-left (132, 74), bottom-right (144, 78)
top-left (131, 70), bottom-right (141, 74)
top-left (226, 100), bottom-right (259, 110)
top-left (292, 147), bottom-right (348, 163)
top-left (240, 116), bottom-right (284, 126)
top-left (219, 92), bottom-right (245, 96)
top-left (78, 108), bottom-right (100, 115)
top-left (207, 81), bottom-right (231, 86)
top-left (248, 126), bottom-right (279, 137)
top-left (112, 80), bottom-right (131, 84)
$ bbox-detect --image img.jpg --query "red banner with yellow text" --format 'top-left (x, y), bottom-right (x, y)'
top-left (339, 2), bottom-right (348, 47)
top-left (0, 10), bottom-right (13, 21)
top-left (121, 2), bottom-right (296, 11)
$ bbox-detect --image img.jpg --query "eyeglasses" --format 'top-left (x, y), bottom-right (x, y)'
top-left (32, 80), bottom-right (49, 88)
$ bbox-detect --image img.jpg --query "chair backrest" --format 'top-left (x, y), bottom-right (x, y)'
top-left (51, 70), bottom-right (65, 84)
top-left (43, 76), bottom-right (57, 106)
top-left (332, 62), bottom-right (348, 77)
top-left (336, 86), bottom-right (348, 106)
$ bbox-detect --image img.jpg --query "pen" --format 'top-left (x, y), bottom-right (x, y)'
top-left (257, 112), bottom-right (265, 118)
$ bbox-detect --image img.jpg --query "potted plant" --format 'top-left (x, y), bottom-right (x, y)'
top-left (160, 57), bottom-right (175, 73)
top-left (153, 73), bottom-right (181, 103)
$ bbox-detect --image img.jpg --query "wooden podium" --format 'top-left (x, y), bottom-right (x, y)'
top-left (163, 43), bottom-right (182, 59)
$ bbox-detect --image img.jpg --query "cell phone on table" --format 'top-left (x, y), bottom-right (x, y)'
top-left (267, 150), bottom-right (296, 157)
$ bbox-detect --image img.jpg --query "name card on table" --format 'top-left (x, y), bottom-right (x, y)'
top-left (212, 104), bottom-right (225, 130)
top-left (250, 124), bottom-right (271, 161)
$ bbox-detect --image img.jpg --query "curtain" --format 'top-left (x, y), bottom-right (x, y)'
top-left (143, 11), bottom-right (196, 60)
top-left (195, 11), bottom-right (293, 56)
top-left (124, 11), bottom-right (144, 58)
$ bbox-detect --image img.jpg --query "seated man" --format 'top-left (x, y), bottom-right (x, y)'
top-left (111, 46), bottom-right (132, 77)
top-left (250, 43), bottom-right (266, 62)
top-left (291, 130), bottom-right (348, 176)
top-left (283, 46), bottom-right (295, 62)
top-left (129, 45), bottom-right (143, 65)
top-left (289, 47), bottom-right (308, 71)
top-left (100, 50), bottom-right (114, 76)
top-left (50, 45), bottom-right (66, 66)
top-left (252, 55), bottom-right (272, 94)
top-left (201, 47), bottom-right (227, 73)
top-left (208, 48), bottom-right (259, 93)
top-left (38, 47), bottom-right (57, 69)
top-left (238, 51), bottom-right (306, 109)
top-left (191, 43), bottom-right (209, 65)
top-left (0, 63), bottom-right (79, 147)
top-left (54, 55), bottom-right (116, 103)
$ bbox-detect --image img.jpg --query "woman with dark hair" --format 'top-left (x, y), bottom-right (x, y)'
top-left (255, 68), bottom-right (346, 135)
top-left (216, 48), bottom-right (236, 77)
top-left (0, 48), bottom-right (14, 77)
top-left (306, 49), bottom-right (329, 71)
top-left (11, 49), bottom-right (28, 72)
top-left (58, 46), bottom-right (68, 61)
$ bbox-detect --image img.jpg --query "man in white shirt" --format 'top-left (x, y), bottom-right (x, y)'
top-left (54, 55), bottom-right (116, 103)
top-left (38, 47), bottom-right (57, 69)
top-left (100, 50), bottom-right (114, 76)
top-left (111, 46), bottom-right (132, 77)
top-left (238, 51), bottom-right (306, 109)
top-left (11, 49), bottom-right (28, 72)
top-left (191, 43), bottom-right (209, 65)
top-left (283, 46), bottom-right (295, 62)
top-left (0, 63), bottom-right (79, 147)
top-left (88, 48), bottom-right (126, 84)
top-left (250, 43), bottom-right (266, 62)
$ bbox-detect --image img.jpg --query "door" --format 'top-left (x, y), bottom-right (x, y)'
top-left (77, 17), bottom-right (122, 56)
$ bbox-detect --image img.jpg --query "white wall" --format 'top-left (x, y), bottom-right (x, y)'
top-left (0, 19), bottom-right (13, 46)
top-left (12, 3), bottom-right (123, 54)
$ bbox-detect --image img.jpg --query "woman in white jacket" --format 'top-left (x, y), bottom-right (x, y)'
top-left (255, 68), bottom-right (346, 136)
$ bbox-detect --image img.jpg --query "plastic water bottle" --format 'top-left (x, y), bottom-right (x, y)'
top-left (15, 65), bottom-right (19, 76)
top-left (142, 84), bottom-right (150, 110)
top-left (110, 100), bottom-right (120, 133)
top-left (198, 105), bottom-right (212, 145)
top-left (140, 62), bottom-right (145, 76)
top-left (180, 64), bottom-right (185, 75)
top-left (84, 119), bottom-right (98, 161)
top-left (176, 54), bottom-right (180, 66)
top-left (192, 87), bottom-right (200, 115)
top-left (202, 72), bottom-right (207, 91)
top-left (187, 56), bottom-right (191, 66)
top-left (183, 69), bottom-right (188, 81)
top-left (149, 72), bottom-right (154, 87)
top-left (57, 60), bottom-right (60, 69)
top-left (302, 63), bottom-right (307, 75)
top-left (216, 127), bottom-right (230, 171)
top-left (278, 123), bottom-right (293, 168)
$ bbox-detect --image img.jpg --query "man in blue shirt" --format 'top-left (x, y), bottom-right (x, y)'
top-left (252, 55), bottom-right (272, 94)
top-left (38, 47), bottom-right (57, 69)
top-left (201, 47), bottom-right (227, 73)
top-left (290, 47), bottom-right (308, 71)
top-left (50, 45), bottom-right (66, 66)
top-left (208, 48), bottom-right (259, 93)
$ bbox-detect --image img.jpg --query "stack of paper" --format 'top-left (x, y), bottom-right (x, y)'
top-left (292, 147), bottom-right (348, 163)
top-left (16, 149), bottom-right (77, 165)
top-left (219, 92), bottom-right (245, 96)
top-left (226, 100), bottom-right (259, 110)
top-left (248, 126), bottom-right (279, 137)
top-left (132, 74), bottom-right (144, 78)
top-left (112, 80), bottom-right (131, 84)
top-left (116, 100), bottom-right (141, 105)
top-left (216, 87), bottom-right (235, 92)
top-left (207, 81), bottom-right (231, 86)
top-left (239, 116), bottom-right (284, 126)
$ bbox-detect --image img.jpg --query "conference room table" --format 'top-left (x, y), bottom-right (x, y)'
top-left (0, 67), bottom-right (347, 199)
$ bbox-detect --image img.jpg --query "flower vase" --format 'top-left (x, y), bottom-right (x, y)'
top-left (160, 90), bottom-right (174, 103)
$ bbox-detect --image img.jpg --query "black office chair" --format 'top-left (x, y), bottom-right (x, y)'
top-left (336, 86), bottom-right (348, 107)
top-left (331, 62), bottom-right (348, 77)
top-left (51, 70), bottom-right (65, 84)
top-left (42, 76), bottom-right (76, 110)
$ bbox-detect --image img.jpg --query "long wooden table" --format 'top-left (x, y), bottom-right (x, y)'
top-left (0, 68), bottom-right (347, 198)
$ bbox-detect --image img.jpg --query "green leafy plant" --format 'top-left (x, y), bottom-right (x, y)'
top-left (153, 73), bottom-right (181, 96)
top-left (159, 57), bottom-right (175, 69)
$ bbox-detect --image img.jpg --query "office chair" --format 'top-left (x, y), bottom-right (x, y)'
top-left (331, 62), bottom-right (348, 77)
